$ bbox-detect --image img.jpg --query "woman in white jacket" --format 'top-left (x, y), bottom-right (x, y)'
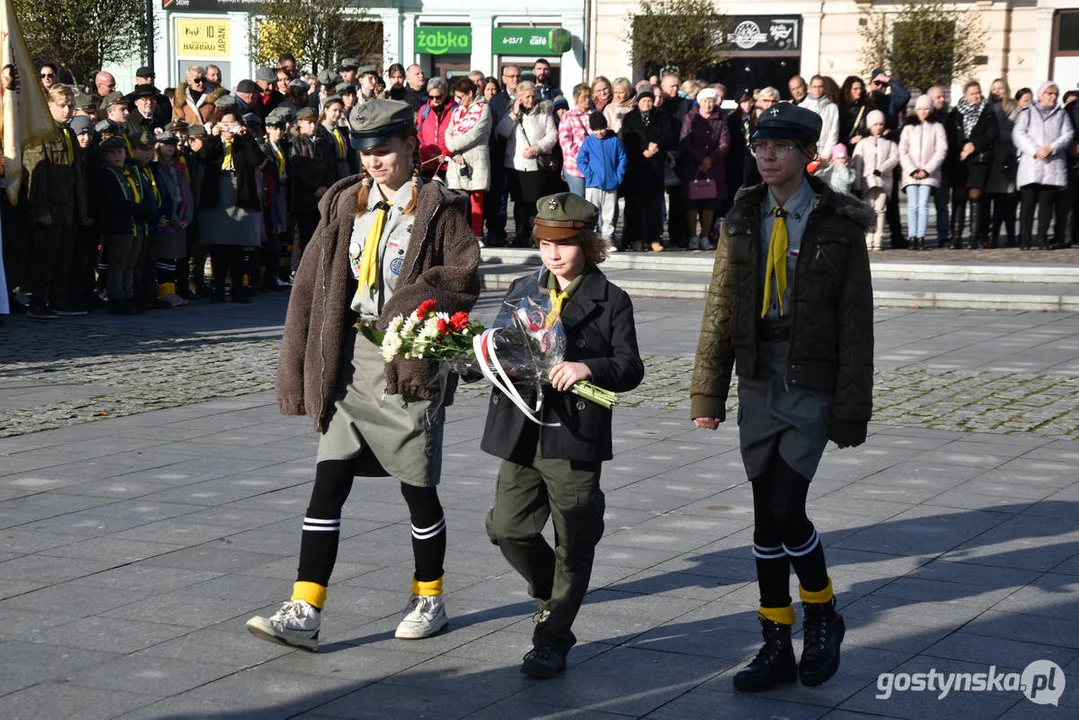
top-left (497, 81), bottom-right (557, 246)
top-left (445, 77), bottom-right (492, 237)
top-left (853, 109), bottom-right (899, 249)
top-left (1013, 81), bottom-right (1075, 249)
top-left (899, 95), bottom-right (948, 250)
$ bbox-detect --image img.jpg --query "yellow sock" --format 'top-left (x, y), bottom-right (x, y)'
top-left (158, 282), bottom-right (175, 298)
top-left (759, 605), bottom-right (796, 625)
top-left (799, 579), bottom-right (834, 604)
top-left (412, 577), bottom-right (443, 597)
top-left (291, 581), bottom-right (327, 610)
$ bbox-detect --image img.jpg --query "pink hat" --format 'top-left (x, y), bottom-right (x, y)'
top-left (831, 144), bottom-right (848, 159)
top-left (866, 109), bottom-right (886, 127)
top-left (915, 94), bottom-right (933, 110)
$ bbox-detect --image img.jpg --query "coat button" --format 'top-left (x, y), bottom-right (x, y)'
top-left (493, 395), bottom-right (500, 404)
top-left (575, 338), bottom-right (586, 349)
top-left (576, 401), bottom-right (586, 411)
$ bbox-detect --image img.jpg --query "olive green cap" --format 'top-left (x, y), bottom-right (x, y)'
top-left (102, 91), bottom-right (126, 108)
top-left (347, 98), bottom-right (413, 149)
top-left (533, 193), bottom-right (599, 240)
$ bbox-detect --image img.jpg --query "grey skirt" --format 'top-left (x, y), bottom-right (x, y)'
top-left (737, 341), bottom-right (833, 480)
top-left (317, 330), bottom-right (447, 487)
top-left (198, 175), bottom-right (262, 247)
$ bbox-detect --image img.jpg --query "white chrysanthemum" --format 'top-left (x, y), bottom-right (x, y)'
top-left (401, 315), bottom-right (419, 337)
top-left (386, 315), bottom-right (404, 335)
top-left (419, 317), bottom-right (440, 340)
top-left (381, 333), bottom-right (403, 363)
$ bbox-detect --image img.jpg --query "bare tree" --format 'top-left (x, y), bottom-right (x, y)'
top-left (626, 0), bottom-right (732, 80)
top-left (859, 0), bottom-right (988, 93)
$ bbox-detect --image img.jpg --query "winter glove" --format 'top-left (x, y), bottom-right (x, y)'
top-left (873, 169), bottom-right (883, 177)
top-left (828, 418), bottom-right (867, 448)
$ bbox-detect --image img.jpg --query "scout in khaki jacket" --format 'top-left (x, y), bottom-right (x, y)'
top-left (483, 193), bottom-right (645, 679)
top-left (23, 84), bottom-right (89, 318)
top-left (247, 100), bottom-right (480, 651)
top-left (691, 103), bottom-right (874, 693)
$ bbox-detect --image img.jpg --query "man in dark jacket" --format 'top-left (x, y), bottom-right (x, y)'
top-left (484, 65), bottom-right (521, 246)
top-left (1063, 90), bottom-right (1079, 246)
top-left (125, 84), bottom-right (162, 138)
top-left (659, 72), bottom-right (692, 248)
top-left (691, 102), bottom-right (873, 695)
top-left (133, 66), bottom-right (173, 129)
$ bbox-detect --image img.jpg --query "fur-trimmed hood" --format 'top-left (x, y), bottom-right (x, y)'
top-left (173, 81), bottom-right (227, 111)
top-left (731, 175), bottom-right (876, 232)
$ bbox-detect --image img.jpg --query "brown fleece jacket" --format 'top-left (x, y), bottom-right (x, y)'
top-left (276, 177), bottom-right (481, 431)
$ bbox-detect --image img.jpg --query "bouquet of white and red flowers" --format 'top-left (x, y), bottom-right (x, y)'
top-left (362, 296), bottom-right (617, 422)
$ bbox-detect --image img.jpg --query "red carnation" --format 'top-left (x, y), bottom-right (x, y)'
top-left (436, 318), bottom-right (449, 335)
top-left (415, 299), bottom-right (437, 321)
top-left (449, 311), bottom-right (470, 331)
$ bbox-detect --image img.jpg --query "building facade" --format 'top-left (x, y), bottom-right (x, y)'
top-left (108, 0), bottom-right (587, 93)
top-left (589, 0), bottom-right (1079, 100)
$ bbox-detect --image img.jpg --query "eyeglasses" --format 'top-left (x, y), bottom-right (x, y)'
top-left (40, 72), bottom-right (55, 79)
top-left (503, 73), bottom-right (519, 79)
top-left (192, 77), bottom-right (205, 83)
top-left (749, 141), bottom-right (802, 158)
top-left (428, 93), bottom-right (444, 100)
top-left (871, 80), bottom-right (886, 87)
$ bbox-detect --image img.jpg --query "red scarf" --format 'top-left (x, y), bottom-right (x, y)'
top-left (450, 100), bottom-right (485, 136)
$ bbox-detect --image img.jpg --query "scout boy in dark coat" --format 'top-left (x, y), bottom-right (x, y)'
top-left (691, 103), bottom-right (874, 692)
top-left (483, 193), bottom-right (645, 679)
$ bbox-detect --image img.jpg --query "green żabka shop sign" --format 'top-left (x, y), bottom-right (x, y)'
top-left (414, 27), bottom-right (472, 55)
top-left (492, 27), bottom-right (572, 55)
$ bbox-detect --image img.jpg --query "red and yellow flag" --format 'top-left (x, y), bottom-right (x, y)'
top-left (1, 0), bottom-right (58, 204)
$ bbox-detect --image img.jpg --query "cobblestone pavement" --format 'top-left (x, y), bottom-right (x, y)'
top-left (4, 295), bottom-right (1079, 439)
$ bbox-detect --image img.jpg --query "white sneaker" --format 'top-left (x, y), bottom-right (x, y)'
top-left (245, 599), bottom-right (320, 651)
top-left (605, 244), bottom-right (619, 253)
top-left (163, 293), bottom-right (188, 307)
top-left (688, 236), bottom-right (700, 250)
top-left (699, 236), bottom-right (714, 251)
top-left (395, 594), bottom-right (448, 639)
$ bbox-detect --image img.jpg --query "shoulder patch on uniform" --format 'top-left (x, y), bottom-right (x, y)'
top-left (389, 256), bottom-right (404, 275)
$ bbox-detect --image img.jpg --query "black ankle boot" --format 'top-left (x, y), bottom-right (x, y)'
top-left (733, 615), bottom-right (797, 692)
top-left (799, 598), bottom-right (845, 687)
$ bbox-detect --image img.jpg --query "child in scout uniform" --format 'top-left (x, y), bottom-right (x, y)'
top-left (690, 103), bottom-right (874, 692)
top-left (483, 193), bottom-right (645, 679)
top-left (130, 131), bottom-right (168, 311)
top-left (93, 136), bottom-right (156, 315)
top-left (23, 84), bottom-right (89, 318)
top-left (247, 100), bottom-right (480, 651)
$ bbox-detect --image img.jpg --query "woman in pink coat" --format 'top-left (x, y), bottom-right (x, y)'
top-left (853, 109), bottom-right (899, 249)
top-left (899, 95), bottom-right (948, 250)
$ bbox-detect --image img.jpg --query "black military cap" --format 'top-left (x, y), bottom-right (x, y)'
top-left (100, 135), bottom-right (127, 151)
top-left (347, 99), bottom-right (413, 150)
top-left (752, 102), bottom-right (822, 143)
top-left (135, 66), bottom-right (155, 79)
top-left (533, 193), bottom-right (599, 241)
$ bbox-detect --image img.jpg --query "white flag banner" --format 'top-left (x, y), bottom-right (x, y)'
top-left (1, 0), bottom-right (57, 205)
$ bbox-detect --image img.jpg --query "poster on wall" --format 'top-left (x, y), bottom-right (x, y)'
top-left (724, 16), bottom-right (801, 54)
top-left (175, 17), bottom-right (231, 59)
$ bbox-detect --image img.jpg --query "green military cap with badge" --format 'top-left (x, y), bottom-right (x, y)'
top-left (132, 130), bottom-right (156, 147)
top-left (533, 193), bottom-right (600, 241)
top-left (102, 91), bottom-right (127, 108)
top-left (265, 107), bottom-right (293, 128)
top-left (188, 124), bottom-right (208, 139)
top-left (73, 93), bottom-right (96, 111)
top-left (339, 57), bottom-right (360, 71)
top-left (347, 99), bottom-right (413, 149)
top-left (214, 94), bottom-right (238, 109)
top-left (295, 107), bottom-right (317, 122)
top-left (95, 118), bottom-right (122, 135)
top-left (357, 65), bottom-right (378, 79)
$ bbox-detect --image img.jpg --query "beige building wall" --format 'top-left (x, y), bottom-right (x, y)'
top-left (590, 0), bottom-right (1061, 100)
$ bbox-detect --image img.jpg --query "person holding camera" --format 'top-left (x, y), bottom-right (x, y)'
top-left (444, 77), bottom-right (491, 238)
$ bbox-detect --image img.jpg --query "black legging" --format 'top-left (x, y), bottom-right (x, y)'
top-left (1019, 183), bottom-right (1067, 248)
top-left (297, 460), bottom-right (446, 587)
top-left (209, 245), bottom-right (245, 297)
top-left (751, 455), bottom-right (828, 610)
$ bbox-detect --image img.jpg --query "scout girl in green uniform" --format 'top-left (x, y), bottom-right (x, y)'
top-left (246, 100), bottom-right (480, 651)
top-left (483, 193), bottom-right (645, 678)
top-left (691, 103), bottom-right (874, 692)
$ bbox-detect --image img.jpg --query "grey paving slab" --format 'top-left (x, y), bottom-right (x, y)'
top-left (0, 682), bottom-right (158, 720)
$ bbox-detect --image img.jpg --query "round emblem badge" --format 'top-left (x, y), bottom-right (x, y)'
top-left (389, 257), bottom-right (405, 275)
